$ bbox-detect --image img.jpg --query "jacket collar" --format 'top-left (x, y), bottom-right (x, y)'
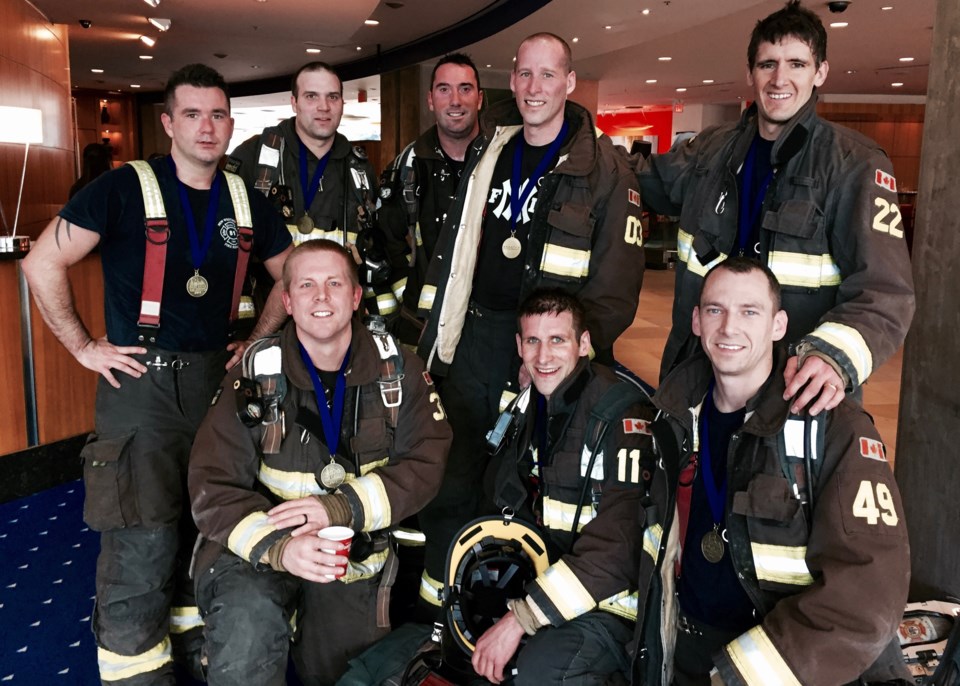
top-left (734, 90), bottom-right (819, 168)
top-left (280, 317), bottom-right (381, 391)
top-left (543, 357), bottom-right (593, 416)
top-left (413, 125), bottom-right (444, 160)
top-left (655, 346), bottom-right (792, 437)
top-left (480, 99), bottom-right (599, 177)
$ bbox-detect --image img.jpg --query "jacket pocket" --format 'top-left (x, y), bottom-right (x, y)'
top-left (762, 199), bottom-right (838, 292)
top-left (541, 203), bottom-right (595, 282)
top-left (732, 473), bottom-right (813, 592)
top-left (80, 430), bottom-right (139, 531)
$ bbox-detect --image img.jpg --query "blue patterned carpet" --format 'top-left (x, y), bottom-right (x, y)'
top-left (0, 481), bottom-right (100, 684)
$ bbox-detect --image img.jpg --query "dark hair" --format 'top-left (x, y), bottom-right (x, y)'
top-left (701, 257), bottom-right (782, 311)
top-left (517, 287), bottom-right (586, 338)
top-left (291, 62), bottom-right (342, 98)
top-left (516, 32), bottom-right (573, 73)
top-left (430, 53), bottom-right (481, 91)
top-left (282, 239), bottom-right (359, 290)
top-left (748, 0), bottom-right (827, 69)
top-left (69, 143), bottom-right (112, 199)
top-left (163, 64), bottom-right (229, 116)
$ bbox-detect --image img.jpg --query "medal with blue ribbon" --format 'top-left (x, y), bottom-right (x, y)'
top-left (297, 140), bottom-right (332, 234)
top-left (168, 157), bottom-right (222, 298)
top-left (299, 341), bottom-right (350, 490)
top-left (699, 381), bottom-right (728, 563)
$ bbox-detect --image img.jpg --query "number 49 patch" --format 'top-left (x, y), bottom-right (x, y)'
top-left (840, 473), bottom-right (904, 535)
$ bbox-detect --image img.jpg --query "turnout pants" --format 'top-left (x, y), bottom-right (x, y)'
top-left (197, 551), bottom-right (389, 686)
top-left (82, 348), bottom-right (228, 684)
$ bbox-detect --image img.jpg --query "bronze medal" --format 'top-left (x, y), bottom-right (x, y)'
top-left (186, 270), bottom-right (209, 298)
top-left (501, 235), bottom-right (522, 259)
top-left (320, 460), bottom-right (346, 490)
top-left (297, 215), bottom-right (315, 233)
top-left (701, 527), bottom-right (725, 563)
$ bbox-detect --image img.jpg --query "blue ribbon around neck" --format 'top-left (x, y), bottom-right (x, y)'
top-left (298, 341), bottom-right (350, 458)
top-left (509, 120), bottom-right (569, 234)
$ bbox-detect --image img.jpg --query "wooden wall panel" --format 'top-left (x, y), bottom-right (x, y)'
top-left (31, 254), bottom-right (104, 445)
top-left (0, 262), bottom-right (27, 454)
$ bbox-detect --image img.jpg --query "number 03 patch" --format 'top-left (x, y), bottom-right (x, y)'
top-left (839, 472), bottom-right (905, 536)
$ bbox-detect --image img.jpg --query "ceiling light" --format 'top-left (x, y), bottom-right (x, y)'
top-left (251, 65), bottom-right (260, 69)
top-left (830, 21), bottom-right (848, 28)
top-left (486, 64), bottom-right (491, 68)
top-left (148, 18), bottom-right (171, 31)
top-left (702, 79), bottom-right (714, 84)
top-left (604, 25), bottom-right (612, 30)
top-left (356, 46), bottom-right (362, 51)
top-left (846, 69), bottom-right (857, 74)
top-left (143, 0), bottom-right (160, 6)
top-left (139, 35), bottom-right (156, 47)
top-left (646, 79), bottom-right (657, 84)
top-left (91, 68), bottom-right (104, 73)
top-left (881, 5), bottom-right (893, 9)
top-left (130, 84), bottom-right (141, 88)
top-left (572, 37), bottom-right (579, 43)
top-left (364, 19), bottom-right (379, 25)
top-left (306, 48), bottom-right (321, 54)
top-left (676, 87), bottom-right (687, 92)
top-left (891, 82), bottom-right (904, 87)
top-left (139, 55), bottom-right (153, 60)
top-left (658, 56), bottom-right (672, 61)
top-left (641, 8), bottom-right (650, 15)
top-left (899, 56), bottom-right (914, 62)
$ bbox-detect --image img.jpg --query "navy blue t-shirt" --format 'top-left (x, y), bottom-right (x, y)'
top-left (60, 156), bottom-right (290, 352)
top-left (678, 401), bottom-right (755, 633)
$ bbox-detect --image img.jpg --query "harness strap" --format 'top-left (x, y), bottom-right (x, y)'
top-left (254, 131), bottom-right (283, 193)
top-left (223, 172), bottom-right (254, 324)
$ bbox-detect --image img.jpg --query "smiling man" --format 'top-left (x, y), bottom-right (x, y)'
top-left (22, 64), bottom-right (292, 684)
top-left (631, 257), bottom-right (910, 685)
top-left (414, 33), bottom-right (645, 613)
top-left (638, 0), bottom-right (914, 418)
top-left (188, 239), bottom-right (450, 684)
top-left (469, 288), bottom-right (652, 685)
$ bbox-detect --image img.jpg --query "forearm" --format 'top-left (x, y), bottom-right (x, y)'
top-left (24, 258), bottom-right (94, 357)
top-left (247, 279), bottom-right (288, 340)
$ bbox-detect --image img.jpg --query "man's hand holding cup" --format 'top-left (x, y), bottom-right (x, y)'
top-left (280, 526), bottom-right (354, 583)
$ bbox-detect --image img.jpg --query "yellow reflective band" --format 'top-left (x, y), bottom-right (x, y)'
top-left (767, 251), bottom-right (841, 288)
top-left (393, 528), bottom-right (426, 546)
top-left (238, 296), bottom-right (256, 319)
top-left (538, 560), bottom-right (596, 621)
top-left (98, 635), bottom-right (172, 682)
top-left (357, 457), bottom-right (388, 477)
top-left (227, 511), bottom-right (277, 562)
top-left (126, 161), bottom-right (166, 219)
top-left (420, 570), bottom-right (444, 606)
top-left (808, 321), bottom-right (873, 385)
top-left (725, 625), bottom-right (801, 686)
top-left (342, 548), bottom-right (389, 583)
top-left (542, 496), bottom-right (595, 533)
top-left (169, 606), bottom-right (203, 634)
top-left (539, 243), bottom-right (591, 279)
top-left (258, 462), bottom-right (323, 501)
top-left (598, 589), bottom-right (639, 621)
top-left (418, 284), bottom-right (436, 311)
top-left (345, 473), bottom-right (392, 531)
top-left (287, 227), bottom-right (358, 247)
top-left (223, 171), bottom-right (253, 228)
top-left (375, 290), bottom-right (399, 315)
top-left (499, 389), bottom-right (518, 413)
top-left (392, 277), bottom-right (408, 301)
top-left (751, 543), bottom-right (814, 586)
top-left (643, 523), bottom-right (663, 563)
top-left (677, 229), bottom-right (727, 277)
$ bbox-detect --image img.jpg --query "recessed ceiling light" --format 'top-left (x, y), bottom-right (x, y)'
top-left (676, 87), bottom-right (687, 92)
top-left (604, 25), bottom-right (612, 30)
top-left (881, 6), bottom-right (893, 10)
top-left (143, 0), bottom-right (160, 6)
top-left (658, 56), bottom-right (672, 61)
top-left (356, 46), bottom-right (362, 51)
top-left (139, 35), bottom-right (156, 47)
top-left (646, 79), bottom-right (657, 84)
top-left (148, 18), bottom-right (171, 31)
top-left (891, 82), bottom-right (904, 87)
top-left (846, 69), bottom-right (857, 74)
top-left (139, 55), bottom-right (153, 60)
top-left (91, 68), bottom-right (104, 73)
top-left (642, 8), bottom-right (651, 15)
top-left (364, 19), bottom-right (379, 25)
top-left (702, 79), bottom-right (714, 84)
top-left (306, 48), bottom-right (321, 54)
top-left (486, 64), bottom-right (492, 68)
top-left (899, 56), bottom-right (914, 62)
top-left (572, 37), bottom-right (579, 43)
top-left (130, 84), bottom-right (141, 88)
top-left (830, 22), bottom-right (848, 28)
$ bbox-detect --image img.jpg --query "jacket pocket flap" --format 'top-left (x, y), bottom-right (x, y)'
top-left (732, 473), bottom-right (800, 522)
top-left (547, 204), bottom-right (594, 237)
top-left (762, 199), bottom-right (820, 239)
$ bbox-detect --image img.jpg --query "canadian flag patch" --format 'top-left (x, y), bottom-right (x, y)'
top-left (875, 169), bottom-right (897, 192)
top-left (623, 418), bottom-right (651, 435)
top-left (859, 437), bottom-right (887, 461)
top-left (628, 189), bottom-right (641, 207)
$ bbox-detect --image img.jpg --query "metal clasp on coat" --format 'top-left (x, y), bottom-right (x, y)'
top-left (714, 190), bottom-right (727, 215)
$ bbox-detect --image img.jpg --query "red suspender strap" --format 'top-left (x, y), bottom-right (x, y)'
top-left (230, 225), bottom-right (253, 324)
top-left (674, 455), bottom-right (697, 577)
top-left (140, 219), bottom-right (170, 328)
